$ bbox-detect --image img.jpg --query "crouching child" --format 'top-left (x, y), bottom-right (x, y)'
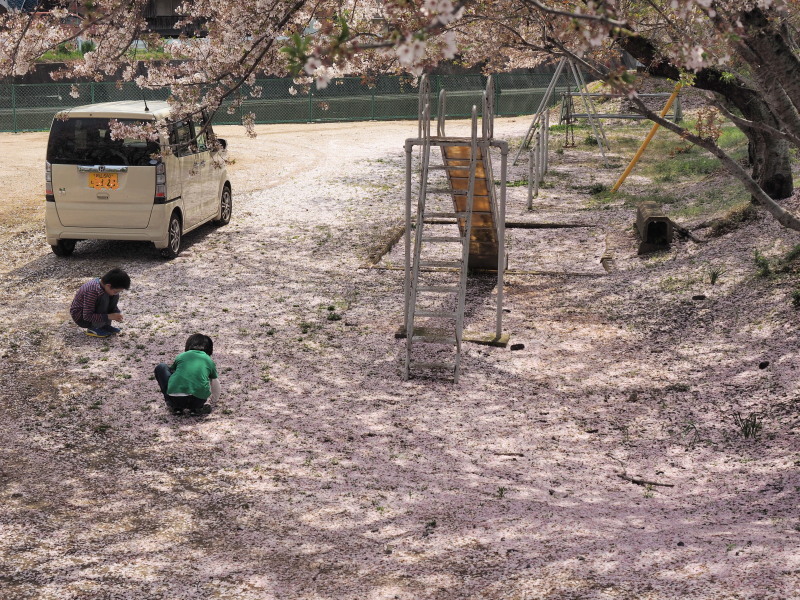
top-left (70, 268), bottom-right (130, 338)
top-left (155, 334), bottom-right (220, 415)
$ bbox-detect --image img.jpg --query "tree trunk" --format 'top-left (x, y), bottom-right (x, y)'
top-left (733, 85), bottom-right (794, 200)
top-left (749, 133), bottom-right (793, 200)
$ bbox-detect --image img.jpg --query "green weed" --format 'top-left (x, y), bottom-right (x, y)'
top-left (792, 289), bottom-right (800, 308)
top-left (733, 411), bottom-right (762, 439)
top-left (753, 250), bottom-right (772, 277)
top-left (708, 265), bottom-right (726, 285)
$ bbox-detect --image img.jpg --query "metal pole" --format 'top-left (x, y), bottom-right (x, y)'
top-left (512, 58), bottom-right (567, 165)
top-left (611, 83), bottom-right (682, 192)
top-left (539, 128), bottom-right (546, 182)
top-left (527, 148), bottom-right (533, 210)
top-left (404, 141), bottom-right (413, 337)
top-left (544, 109), bottom-right (550, 174)
top-left (12, 84), bottom-right (17, 133)
top-left (533, 132), bottom-right (540, 198)
top-left (568, 60), bottom-right (606, 163)
top-left (572, 61), bottom-right (609, 149)
top-left (497, 144), bottom-right (508, 338)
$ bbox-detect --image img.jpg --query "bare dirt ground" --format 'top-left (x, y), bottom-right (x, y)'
top-left (0, 113), bottom-right (799, 600)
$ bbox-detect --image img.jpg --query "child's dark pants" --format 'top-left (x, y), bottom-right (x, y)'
top-left (154, 363), bottom-right (207, 412)
top-left (73, 293), bottom-right (120, 329)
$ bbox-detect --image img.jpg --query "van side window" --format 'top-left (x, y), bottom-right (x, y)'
top-left (193, 115), bottom-right (208, 152)
top-left (169, 120), bottom-right (193, 156)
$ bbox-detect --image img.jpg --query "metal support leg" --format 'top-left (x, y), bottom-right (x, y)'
top-left (497, 145), bottom-right (507, 337)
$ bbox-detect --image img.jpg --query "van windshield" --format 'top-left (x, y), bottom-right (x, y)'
top-left (47, 118), bottom-right (160, 166)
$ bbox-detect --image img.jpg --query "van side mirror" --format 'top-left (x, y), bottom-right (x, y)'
top-left (217, 138), bottom-right (227, 150)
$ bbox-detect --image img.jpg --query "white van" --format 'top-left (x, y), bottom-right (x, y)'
top-left (45, 100), bottom-right (231, 258)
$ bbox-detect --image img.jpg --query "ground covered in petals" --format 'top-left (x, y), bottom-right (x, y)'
top-left (0, 115), bottom-right (798, 599)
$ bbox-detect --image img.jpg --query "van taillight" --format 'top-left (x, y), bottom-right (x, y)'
top-left (45, 161), bottom-right (52, 195)
top-left (154, 162), bottom-right (166, 201)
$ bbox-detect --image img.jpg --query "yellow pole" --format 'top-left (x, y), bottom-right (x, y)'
top-left (611, 83), bottom-right (682, 193)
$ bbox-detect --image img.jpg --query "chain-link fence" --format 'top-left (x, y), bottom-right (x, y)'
top-left (0, 71), bottom-right (574, 133)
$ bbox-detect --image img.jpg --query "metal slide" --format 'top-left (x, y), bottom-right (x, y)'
top-left (403, 76), bottom-right (507, 382)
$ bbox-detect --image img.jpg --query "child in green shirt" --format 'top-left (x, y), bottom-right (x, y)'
top-left (155, 334), bottom-right (220, 415)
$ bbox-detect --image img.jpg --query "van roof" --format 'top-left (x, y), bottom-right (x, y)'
top-left (57, 100), bottom-right (172, 120)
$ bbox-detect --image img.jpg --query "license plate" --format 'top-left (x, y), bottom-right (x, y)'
top-left (88, 172), bottom-right (119, 190)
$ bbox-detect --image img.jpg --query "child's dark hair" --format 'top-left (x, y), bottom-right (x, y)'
top-left (185, 333), bottom-right (213, 356)
top-left (101, 268), bottom-right (131, 290)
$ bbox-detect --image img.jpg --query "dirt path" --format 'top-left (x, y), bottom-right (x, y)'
top-left (0, 117), bottom-right (798, 599)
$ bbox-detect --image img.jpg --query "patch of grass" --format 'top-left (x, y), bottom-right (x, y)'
top-left (422, 519), bottom-right (437, 537)
top-left (659, 274), bottom-right (702, 292)
top-left (614, 190), bottom-right (681, 209)
top-left (651, 152), bottom-right (722, 182)
top-left (709, 202), bottom-right (759, 237)
top-left (753, 250), bottom-right (772, 277)
top-left (792, 289), bottom-right (800, 308)
top-left (717, 125), bottom-right (748, 150)
top-left (708, 265), bottom-right (726, 285)
top-left (733, 411), bottom-right (762, 439)
top-left (502, 179), bottom-right (529, 187)
top-left (783, 244), bottom-right (800, 264)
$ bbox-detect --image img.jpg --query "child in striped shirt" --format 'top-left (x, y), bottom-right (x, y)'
top-left (69, 268), bottom-right (130, 338)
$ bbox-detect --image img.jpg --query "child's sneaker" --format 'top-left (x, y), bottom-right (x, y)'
top-left (86, 326), bottom-right (112, 338)
top-left (103, 324), bottom-right (121, 334)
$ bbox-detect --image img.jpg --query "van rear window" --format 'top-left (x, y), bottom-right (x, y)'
top-left (47, 118), bottom-right (160, 166)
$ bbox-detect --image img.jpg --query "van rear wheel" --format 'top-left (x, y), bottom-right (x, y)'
top-left (214, 184), bottom-right (232, 226)
top-left (160, 213), bottom-right (182, 259)
top-left (51, 239), bottom-right (76, 257)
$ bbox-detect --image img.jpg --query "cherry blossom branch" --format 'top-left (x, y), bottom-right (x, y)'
top-left (518, 0), bottom-right (628, 28)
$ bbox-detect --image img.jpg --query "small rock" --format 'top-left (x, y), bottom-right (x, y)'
top-left (692, 294), bottom-right (706, 301)
top-left (759, 361), bottom-right (770, 369)
top-left (510, 343), bottom-right (525, 351)
top-left (677, 541), bottom-right (685, 547)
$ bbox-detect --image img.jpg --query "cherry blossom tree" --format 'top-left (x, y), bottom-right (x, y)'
top-left (3, 1), bottom-right (800, 230)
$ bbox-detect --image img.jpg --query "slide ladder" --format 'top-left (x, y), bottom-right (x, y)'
top-left (403, 76), bottom-right (507, 382)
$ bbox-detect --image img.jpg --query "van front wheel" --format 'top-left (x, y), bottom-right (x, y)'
top-left (51, 239), bottom-right (76, 257)
top-left (160, 214), bottom-right (182, 259)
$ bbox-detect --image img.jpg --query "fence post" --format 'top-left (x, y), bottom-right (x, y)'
top-left (91, 81), bottom-right (95, 103)
top-left (371, 87), bottom-right (375, 120)
top-left (309, 89), bottom-right (313, 121)
top-left (12, 84), bottom-right (17, 133)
